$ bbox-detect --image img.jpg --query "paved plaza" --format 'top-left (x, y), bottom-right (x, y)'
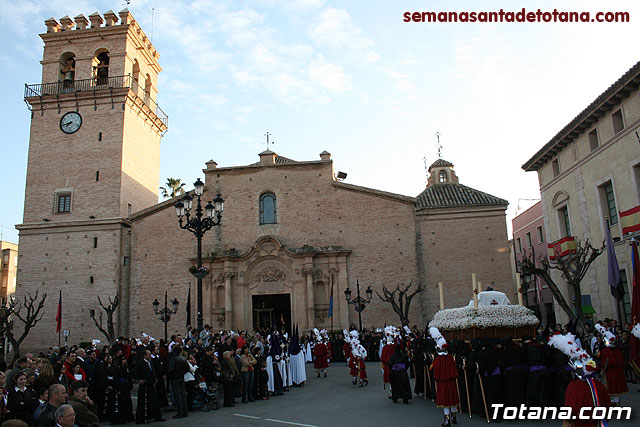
top-left (123, 363), bottom-right (640, 427)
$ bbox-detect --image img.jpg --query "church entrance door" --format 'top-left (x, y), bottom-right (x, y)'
top-left (252, 293), bottom-right (291, 334)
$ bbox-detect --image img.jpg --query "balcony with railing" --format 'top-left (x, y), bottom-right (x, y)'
top-left (24, 75), bottom-right (168, 128)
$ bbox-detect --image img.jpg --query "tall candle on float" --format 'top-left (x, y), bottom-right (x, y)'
top-left (516, 274), bottom-right (524, 306)
top-left (439, 282), bottom-right (444, 310)
top-left (472, 273), bottom-right (478, 309)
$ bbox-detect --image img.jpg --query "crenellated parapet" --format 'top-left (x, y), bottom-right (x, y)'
top-left (42, 9), bottom-right (160, 64)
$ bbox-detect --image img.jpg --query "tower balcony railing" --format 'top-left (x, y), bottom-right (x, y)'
top-left (24, 74), bottom-right (168, 128)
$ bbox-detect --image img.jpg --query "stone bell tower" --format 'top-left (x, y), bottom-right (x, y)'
top-left (16, 9), bottom-right (168, 348)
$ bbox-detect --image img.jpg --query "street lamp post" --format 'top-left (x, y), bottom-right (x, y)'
top-left (344, 280), bottom-right (373, 331)
top-left (174, 178), bottom-right (224, 331)
top-left (152, 291), bottom-right (179, 342)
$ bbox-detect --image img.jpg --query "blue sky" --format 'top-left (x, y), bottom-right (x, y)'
top-left (1, 0), bottom-right (639, 244)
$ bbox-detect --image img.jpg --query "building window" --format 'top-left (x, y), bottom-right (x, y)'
top-left (558, 206), bottom-right (571, 237)
top-left (123, 256), bottom-right (129, 266)
top-left (621, 270), bottom-right (631, 323)
top-left (588, 129), bottom-right (599, 151)
top-left (537, 226), bottom-right (544, 243)
top-left (56, 193), bottom-right (72, 213)
top-left (96, 171), bottom-right (100, 181)
top-left (93, 237), bottom-right (98, 248)
top-left (635, 164), bottom-right (640, 202)
top-left (260, 192), bottom-right (277, 225)
top-left (94, 51), bottom-right (110, 85)
top-left (439, 170), bottom-right (447, 183)
top-left (552, 159), bottom-right (560, 177)
top-left (127, 203), bottom-right (133, 217)
top-left (89, 276), bottom-right (94, 284)
top-left (602, 182), bottom-right (618, 225)
top-left (526, 232), bottom-right (532, 248)
top-left (516, 238), bottom-right (522, 252)
top-left (612, 109), bottom-right (624, 134)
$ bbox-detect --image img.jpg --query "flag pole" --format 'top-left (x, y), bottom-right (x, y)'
top-left (330, 272), bottom-right (334, 333)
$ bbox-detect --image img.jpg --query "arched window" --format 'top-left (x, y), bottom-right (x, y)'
top-left (93, 51), bottom-right (110, 85)
top-left (260, 192), bottom-right (277, 224)
top-left (132, 59), bottom-right (140, 94)
top-left (439, 170), bottom-right (447, 183)
top-left (144, 74), bottom-right (152, 105)
top-left (59, 53), bottom-right (75, 89)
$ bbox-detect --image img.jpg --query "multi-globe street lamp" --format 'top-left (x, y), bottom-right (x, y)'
top-left (152, 291), bottom-right (179, 342)
top-left (344, 280), bottom-right (373, 331)
top-left (174, 178), bottom-right (224, 331)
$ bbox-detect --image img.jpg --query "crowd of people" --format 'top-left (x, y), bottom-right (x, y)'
top-left (0, 323), bottom-right (391, 427)
top-left (0, 318), bottom-right (637, 427)
top-left (393, 319), bottom-right (640, 426)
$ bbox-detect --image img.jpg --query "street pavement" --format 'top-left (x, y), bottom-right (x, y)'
top-left (124, 363), bottom-right (640, 427)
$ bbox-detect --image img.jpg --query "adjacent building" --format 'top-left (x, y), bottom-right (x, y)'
top-left (511, 202), bottom-right (556, 325)
top-left (523, 60), bottom-right (640, 324)
top-left (0, 241), bottom-right (18, 301)
top-left (15, 10), bottom-right (515, 349)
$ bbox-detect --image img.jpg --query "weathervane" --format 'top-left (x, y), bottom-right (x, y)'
top-left (436, 132), bottom-right (443, 159)
top-left (423, 157), bottom-right (428, 185)
top-left (264, 132), bottom-right (275, 150)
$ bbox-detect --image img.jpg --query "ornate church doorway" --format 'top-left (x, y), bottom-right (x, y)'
top-left (252, 293), bottom-right (291, 334)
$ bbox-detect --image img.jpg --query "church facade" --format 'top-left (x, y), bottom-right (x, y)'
top-left (16, 11), bottom-right (514, 348)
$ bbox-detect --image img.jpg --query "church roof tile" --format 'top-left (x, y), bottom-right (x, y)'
top-left (416, 183), bottom-right (508, 209)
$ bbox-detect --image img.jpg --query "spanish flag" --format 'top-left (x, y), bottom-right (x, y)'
top-left (548, 236), bottom-right (577, 260)
top-left (620, 205), bottom-right (640, 236)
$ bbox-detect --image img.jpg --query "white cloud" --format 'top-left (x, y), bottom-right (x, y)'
top-left (308, 57), bottom-right (351, 94)
top-left (308, 8), bottom-right (378, 63)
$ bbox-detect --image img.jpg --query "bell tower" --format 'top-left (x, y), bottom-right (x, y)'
top-left (16, 9), bottom-right (167, 347)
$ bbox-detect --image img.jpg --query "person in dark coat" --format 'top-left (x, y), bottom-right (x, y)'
top-left (410, 337), bottom-right (426, 397)
top-left (35, 383), bottom-right (67, 427)
top-left (388, 345), bottom-right (412, 404)
top-left (499, 336), bottom-right (527, 408)
top-left (220, 351), bottom-right (239, 407)
top-left (546, 341), bottom-right (572, 407)
top-left (88, 351), bottom-right (107, 418)
top-left (68, 380), bottom-right (100, 427)
top-left (525, 335), bottom-right (549, 407)
top-left (167, 345), bottom-right (189, 418)
top-left (151, 345), bottom-right (169, 408)
top-left (452, 340), bottom-right (472, 415)
top-left (252, 347), bottom-right (269, 401)
top-left (111, 355), bottom-right (135, 424)
top-left (133, 349), bottom-right (164, 424)
top-left (478, 338), bottom-right (504, 420)
top-left (6, 371), bottom-right (35, 425)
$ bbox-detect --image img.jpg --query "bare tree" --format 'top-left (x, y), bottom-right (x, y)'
top-left (5, 291), bottom-right (47, 362)
top-left (517, 239), bottom-right (604, 336)
top-left (89, 292), bottom-right (120, 346)
top-left (376, 281), bottom-right (424, 326)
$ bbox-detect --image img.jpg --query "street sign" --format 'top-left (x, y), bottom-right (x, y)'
top-left (63, 329), bottom-right (70, 337)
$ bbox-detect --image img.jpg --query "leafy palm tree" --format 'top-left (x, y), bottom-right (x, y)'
top-left (160, 177), bottom-right (186, 199)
